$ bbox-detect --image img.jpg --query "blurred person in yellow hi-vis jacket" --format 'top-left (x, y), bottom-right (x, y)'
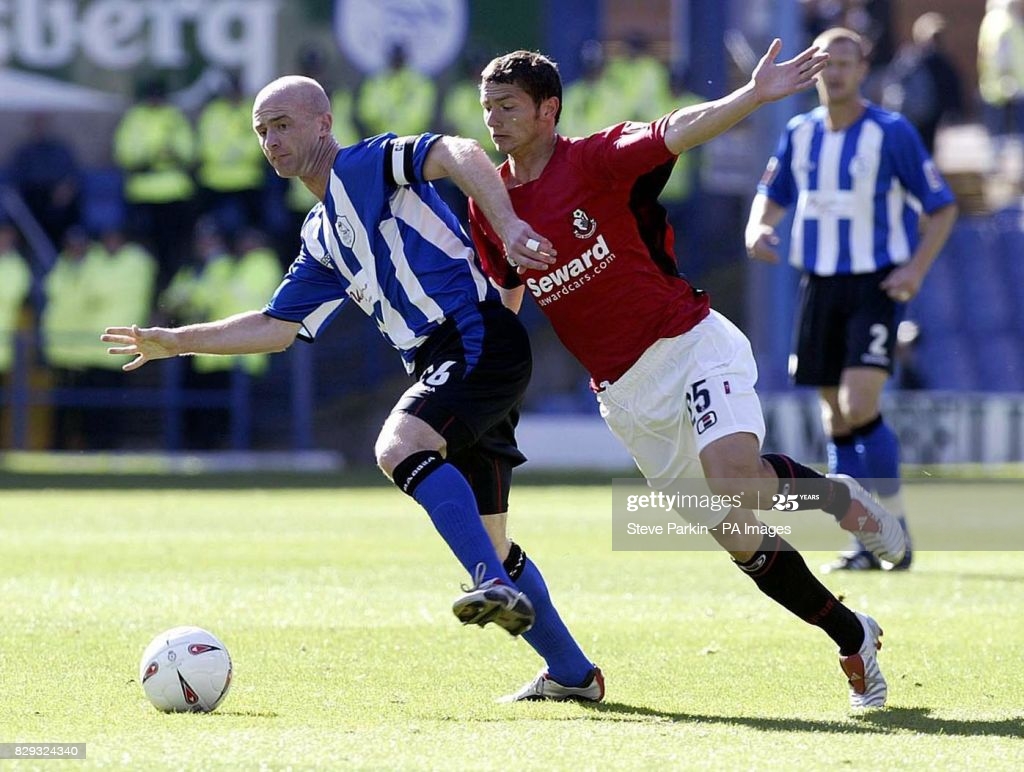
top-left (42, 226), bottom-right (157, 449)
top-left (196, 74), bottom-right (268, 240)
top-left (355, 42), bottom-right (437, 137)
top-left (560, 40), bottom-right (620, 138)
top-left (93, 228), bottom-right (158, 348)
top-left (978, 0), bottom-right (1024, 157)
top-left (113, 77), bottom-right (196, 289)
top-left (603, 33), bottom-right (672, 121)
top-left (158, 218), bottom-right (249, 448)
top-left (159, 220), bottom-right (233, 328)
top-left (226, 227), bottom-right (282, 378)
top-left (86, 228), bottom-right (158, 449)
top-left (42, 227), bottom-right (108, 448)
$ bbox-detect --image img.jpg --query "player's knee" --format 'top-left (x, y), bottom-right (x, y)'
top-left (375, 420), bottom-right (440, 477)
top-left (705, 476), bottom-right (751, 499)
top-left (702, 455), bottom-right (763, 496)
top-left (837, 385), bottom-right (882, 428)
top-left (374, 433), bottom-right (401, 478)
top-left (376, 412), bottom-right (447, 478)
top-left (839, 402), bottom-right (879, 430)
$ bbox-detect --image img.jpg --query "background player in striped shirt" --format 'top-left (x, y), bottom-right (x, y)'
top-left (469, 42), bottom-right (903, 708)
top-left (746, 28), bottom-right (958, 573)
top-left (102, 75), bottom-right (603, 702)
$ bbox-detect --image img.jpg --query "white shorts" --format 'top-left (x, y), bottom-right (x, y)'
top-left (597, 310), bottom-right (766, 521)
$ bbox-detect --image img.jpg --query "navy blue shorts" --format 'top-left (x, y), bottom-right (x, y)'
top-left (394, 302), bottom-right (531, 514)
top-left (791, 268), bottom-right (904, 387)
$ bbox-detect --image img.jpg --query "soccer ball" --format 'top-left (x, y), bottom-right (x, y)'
top-left (139, 626), bottom-right (232, 713)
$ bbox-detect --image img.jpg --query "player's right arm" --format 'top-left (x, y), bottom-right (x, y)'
top-left (102, 311), bottom-right (300, 372)
top-left (745, 193), bottom-right (789, 263)
top-left (421, 135), bottom-right (555, 271)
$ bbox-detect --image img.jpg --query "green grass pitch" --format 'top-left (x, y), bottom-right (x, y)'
top-left (1, 483), bottom-right (1022, 770)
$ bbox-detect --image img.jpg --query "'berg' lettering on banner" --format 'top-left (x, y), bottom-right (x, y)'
top-left (0, 0), bottom-right (279, 93)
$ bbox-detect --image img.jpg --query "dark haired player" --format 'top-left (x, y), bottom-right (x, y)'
top-left (469, 42), bottom-right (901, 708)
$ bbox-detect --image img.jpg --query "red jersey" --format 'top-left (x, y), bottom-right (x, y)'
top-left (469, 118), bottom-right (710, 385)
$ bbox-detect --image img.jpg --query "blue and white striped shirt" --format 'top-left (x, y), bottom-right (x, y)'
top-left (264, 133), bottom-right (497, 372)
top-left (759, 103), bottom-right (955, 276)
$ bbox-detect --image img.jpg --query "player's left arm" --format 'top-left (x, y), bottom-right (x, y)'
top-left (879, 201), bottom-right (958, 302)
top-left (102, 312), bottom-right (300, 372)
top-left (420, 135), bottom-right (555, 271)
top-left (879, 122), bottom-right (960, 301)
top-left (664, 39), bottom-right (827, 154)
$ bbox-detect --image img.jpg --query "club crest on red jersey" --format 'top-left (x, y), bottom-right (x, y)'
top-left (571, 208), bottom-right (597, 239)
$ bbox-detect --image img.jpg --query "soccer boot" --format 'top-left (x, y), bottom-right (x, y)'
top-left (452, 565), bottom-right (534, 637)
top-left (822, 549), bottom-right (882, 574)
top-left (828, 475), bottom-right (907, 565)
top-left (840, 612), bottom-right (888, 709)
top-left (882, 548), bottom-right (913, 571)
top-left (498, 666), bottom-right (605, 703)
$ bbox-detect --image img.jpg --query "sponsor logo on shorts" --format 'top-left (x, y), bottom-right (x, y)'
top-left (860, 352), bottom-right (890, 367)
top-left (695, 410), bottom-right (718, 434)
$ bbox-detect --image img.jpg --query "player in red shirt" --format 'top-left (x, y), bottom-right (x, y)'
top-left (469, 42), bottom-right (901, 709)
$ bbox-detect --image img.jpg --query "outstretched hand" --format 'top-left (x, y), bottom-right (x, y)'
top-left (752, 38), bottom-right (829, 104)
top-left (101, 325), bottom-right (176, 372)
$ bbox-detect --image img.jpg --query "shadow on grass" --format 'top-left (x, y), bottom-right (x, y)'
top-left (583, 702), bottom-right (1023, 737)
top-left (586, 702), bottom-right (875, 733)
top-left (854, 707), bottom-right (1024, 737)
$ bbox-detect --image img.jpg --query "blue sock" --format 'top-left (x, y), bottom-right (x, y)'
top-left (854, 415), bottom-right (901, 497)
top-left (827, 434), bottom-right (868, 483)
top-left (409, 462), bottom-right (510, 583)
top-left (828, 434), bottom-right (872, 553)
top-left (513, 553), bottom-right (593, 686)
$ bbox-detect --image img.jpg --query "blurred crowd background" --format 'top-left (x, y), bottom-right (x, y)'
top-left (0, 0), bottom-right (1021, 466)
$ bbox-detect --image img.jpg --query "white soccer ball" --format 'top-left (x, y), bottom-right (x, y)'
top-left (139, 626), bottom-right (232, 713)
